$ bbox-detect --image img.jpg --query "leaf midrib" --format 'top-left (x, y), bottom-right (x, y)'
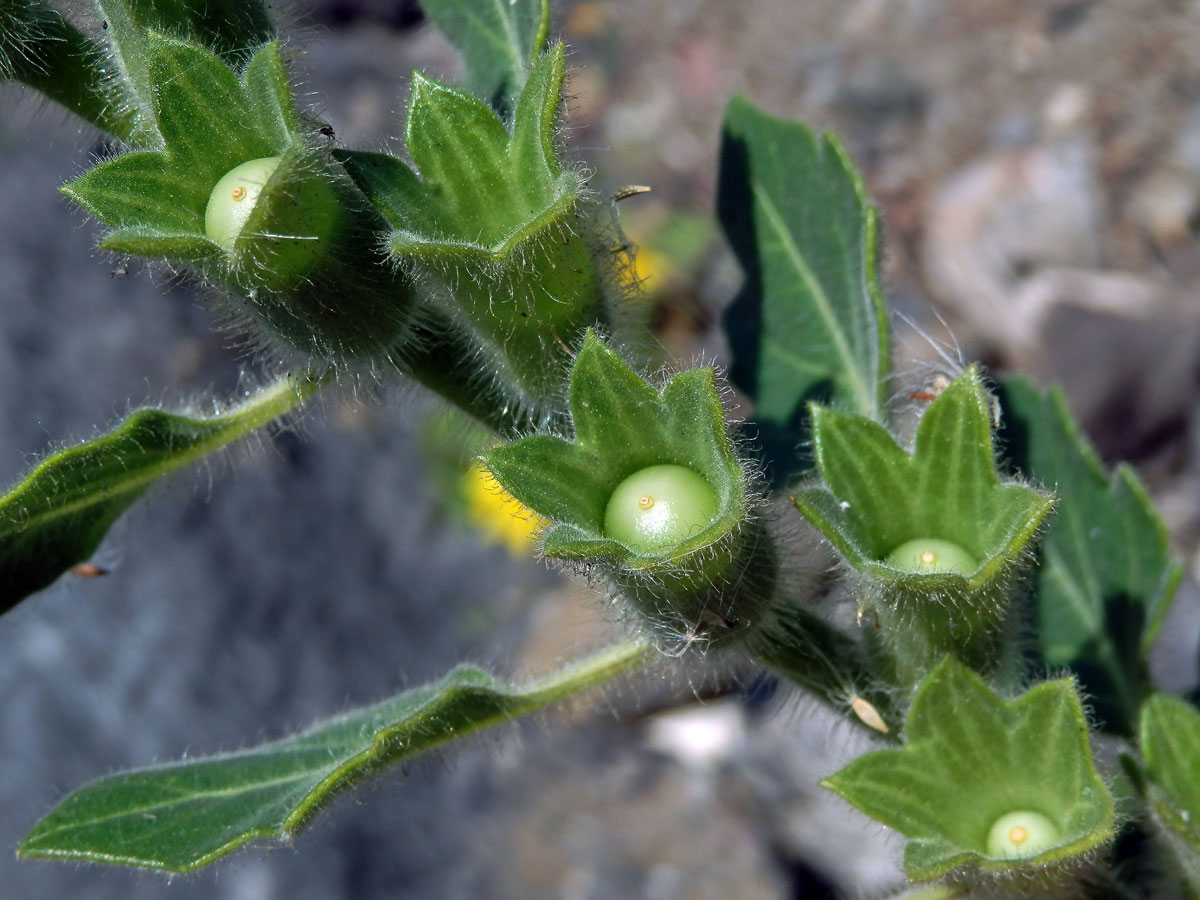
top-left (0, 376), bottom-right (315, 542)
top-left (21, 641), bottom-right (653, 872)
top-left (749, 177), bottom-right (874, 416)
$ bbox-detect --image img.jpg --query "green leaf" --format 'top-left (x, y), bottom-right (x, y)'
top-left (1138, 693), bottom-right (1200, 892)
top-left (0, 1), bottom-right (139, 141)
top-left (0, 374), bottom-right (323, 609)
top-left (823, 656), bottom-right (1115, 882)
top-left (997, 378), bottom-right (1182, 735)
top-left (794, 368), bottom-right (1054, 677)
top-left (418, 0), bottom-right (549, 112)
top-left (19, 640), bottom-right (650, 872)
top-left (718, 97), bottom-right (888, 486)
top-left (1140, 693), bottom-right (1200, 846)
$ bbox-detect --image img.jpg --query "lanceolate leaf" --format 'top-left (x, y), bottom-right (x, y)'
top-left (823, 656), bottom-right (1114, 882)
top-left (19, 640), bottom-right (651, 873)
top-left (998, 378), bottom-right (1182, 736)
top-left (0, 375), bottom-right (323, 608)
top-left (718, 96), bottom-right (888, 486)
top-left (418, 0), bottom-right (549, 113)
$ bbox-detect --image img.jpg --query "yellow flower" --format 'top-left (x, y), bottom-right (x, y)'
top-left (462, 463), bottom-right (546, 557)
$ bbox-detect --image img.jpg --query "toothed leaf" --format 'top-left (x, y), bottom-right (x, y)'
top-left (0, 376), bottom-right (321, 609)
top-left (997, 378), bottom-right (1182, 735)
top-left (19, 641), bottom-right (647, 872)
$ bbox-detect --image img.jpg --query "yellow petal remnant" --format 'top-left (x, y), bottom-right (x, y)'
top-left (463, 463), bottom-right (546, 557)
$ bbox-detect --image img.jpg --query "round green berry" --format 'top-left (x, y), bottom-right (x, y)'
top-left (204, 156), bottom-right (282, 252)
top-left (604, 464), bottom-right (719, 554)
top-left (884, 537), bottom-right (979, 575)
top-left (985, 810), bottom-right (1061, 859)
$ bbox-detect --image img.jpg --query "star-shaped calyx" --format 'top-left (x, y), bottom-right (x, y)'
top-left (823, 655), bottom-right (1115, 883)
top-left (793, 367), bottom-right (1054, 676)
top-left (484, 332), bottom-right (771, 651)
top-left (61, 33), bottom-right (412, 362)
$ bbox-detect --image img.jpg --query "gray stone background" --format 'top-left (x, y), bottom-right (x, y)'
top-left (4, 1), bottom-right (1200, 898)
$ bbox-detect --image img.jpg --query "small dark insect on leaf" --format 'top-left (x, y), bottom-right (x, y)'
top-left (69, 563), bottom-right (109, 577)
top-left (612, 184), bottom-right (652, 202)
top-left (318, 124), bottom-right (335, 141)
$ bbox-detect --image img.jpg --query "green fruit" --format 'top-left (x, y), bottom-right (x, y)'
top-left (604, 464), bottom-right (719, 554)
top-left (884, 537), bottom-right (979, 575)
top-left (985, 810), bottom-right (1061, 859)
top-left (204, 156), bottom-right (282, 252)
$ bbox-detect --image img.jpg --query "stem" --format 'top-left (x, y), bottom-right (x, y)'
top-left (395, 315), bottom-right (549, 436)
top-left (750, 602), bottom-right (901, 741)
top-left (512, 637), bottom-right (655, 707)
top-left (443, 224), bottom-right (608, 415)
